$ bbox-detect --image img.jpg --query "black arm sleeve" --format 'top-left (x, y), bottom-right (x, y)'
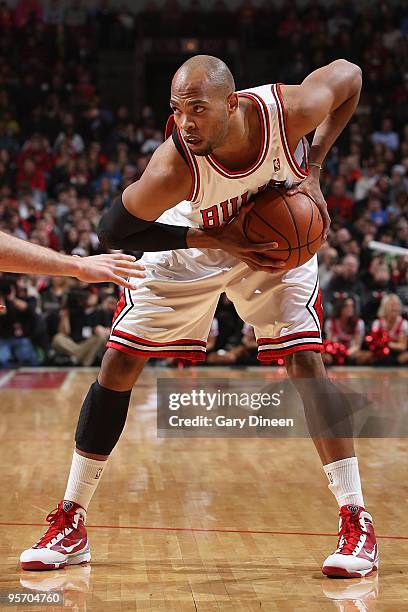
top-left (97, 195), bottom-right (189, 252)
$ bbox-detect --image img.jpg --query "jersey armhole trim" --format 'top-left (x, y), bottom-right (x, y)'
top-left (173, 128), bottom-right (200, 202)
top-left (271, 83), bottom-right (309, 180)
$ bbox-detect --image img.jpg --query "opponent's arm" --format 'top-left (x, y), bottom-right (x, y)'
top-left (0, 230), bottom-right (145, 289)
top-left (282, 59), bottom-right (362, 239)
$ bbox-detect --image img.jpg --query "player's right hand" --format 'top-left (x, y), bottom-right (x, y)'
top-left (73, 253), bottom-right (146, 289)
top-left (206, 202), bottom-right (286, 273)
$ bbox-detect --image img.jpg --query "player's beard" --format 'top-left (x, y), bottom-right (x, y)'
top-left (190, 116), bottom-right (230, 157)
top-left (191, 144), bottom-right (214, 156)
top-left (192, 131), bottom-right (228, 157)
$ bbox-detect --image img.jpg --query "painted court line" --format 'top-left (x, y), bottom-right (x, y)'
top-left (0, 521), bottom-right (407, 541)
top-left (0, 371), bottom-right (15, 388)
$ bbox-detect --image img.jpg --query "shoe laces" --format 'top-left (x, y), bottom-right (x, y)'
top-left (337, 507), bottom-right (364, 555)
top-left (35, 502), bottom-right (75, 548)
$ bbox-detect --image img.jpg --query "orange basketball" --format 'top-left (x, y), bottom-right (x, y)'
top-left (243, 186), bottom-right (324, 270)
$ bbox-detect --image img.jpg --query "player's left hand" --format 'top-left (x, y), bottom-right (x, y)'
top-left (287, 174), bottom-right (331, 242)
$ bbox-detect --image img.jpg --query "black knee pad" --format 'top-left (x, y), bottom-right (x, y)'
top-left (75, 381), bottom-right (131, 455)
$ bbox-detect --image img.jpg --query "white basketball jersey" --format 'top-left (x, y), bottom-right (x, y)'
top-left (142, 83), bottom-right (310, 278)
top-left (158, 83), bottom-right (308, 231)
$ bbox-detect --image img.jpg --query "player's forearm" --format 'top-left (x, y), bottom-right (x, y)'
top-left (186, 228), bottom-right (220, 249)
top-left (98, 197), bottom-right (191, 252)
top-left (0, 230), bottom-right (79, 277)
top-left (309, 67), bottom-right (362, 166)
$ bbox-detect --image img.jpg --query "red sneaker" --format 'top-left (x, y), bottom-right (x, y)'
top-left (20, 501), bottom-right (90, 571)
top-left (322, 505), bottom-right (379, 578)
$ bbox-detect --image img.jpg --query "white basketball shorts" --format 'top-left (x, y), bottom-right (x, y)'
top-left (107, 249), bottom-right (323, 362)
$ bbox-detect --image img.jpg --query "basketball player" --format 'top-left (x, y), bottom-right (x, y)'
top-left (21, 56), bottom-right (378, 578)
top-left (0, 229), bottom-right (145, 288)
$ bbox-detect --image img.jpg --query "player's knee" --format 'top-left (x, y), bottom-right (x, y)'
top-left (99, 348), bottom-right (148, 391)
top-left (285, 350), bottom-right (325, 378)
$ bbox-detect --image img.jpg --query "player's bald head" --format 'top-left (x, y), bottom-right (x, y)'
top-left (170, 56), bottom-right (238, 156)
top-left (172, 55), bottom-right (235, 97)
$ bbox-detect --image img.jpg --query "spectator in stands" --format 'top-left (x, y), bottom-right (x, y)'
top-left (361, 260), bottom-right (395, 323)
top-left (371, 118), bottom-right (400, 152)
top-left (318, 244), bottom-right (339, 291)
top-left (207, 322), bottom-right (258, 366)
top-left (7, 213), bottom-right (27, 240)
top-left (395, 216), bottom-right (408, 248)
top-left (50, 288), bottom-right (107, 366)
top-left (16, 158), bottom-right (46, 194)
top-left (14, 0), bottom-right (43, 29)
top-left (41, 276), bottom-right (71, 318)
top-left (54, 113), bottom-right (85, 155)
top-left (368, 196), bottom-right (387, 228)
top-left (325, 254), bottom-right (363, 313)
top-left (360, 294), bottom-right (408, 365)
top-left (323, 297), bottom-right (365, 365)
top-left (0, 279), bottom-right (39, 367)
top-left (326, 177), bottom-right (354, 222)
top-left (354, 162), bottom-right (378, 201)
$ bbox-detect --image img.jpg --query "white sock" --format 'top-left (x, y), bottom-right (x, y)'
top-left (64, 451), bottom-right (107, 511)
top-left (323, 456), bottom-right (364, 508)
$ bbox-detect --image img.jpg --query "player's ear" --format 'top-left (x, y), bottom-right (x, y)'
top-left (227, 93), bottom-right (238, 114)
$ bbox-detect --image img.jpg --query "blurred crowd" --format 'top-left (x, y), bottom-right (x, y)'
top-left (0, 0), bottom-right (407, 368)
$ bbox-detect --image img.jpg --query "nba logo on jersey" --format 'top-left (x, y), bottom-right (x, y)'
top-left (273, 158), bottom-right (281, 172)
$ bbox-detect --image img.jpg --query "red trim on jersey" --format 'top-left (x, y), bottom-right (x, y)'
top-left (176, 128), bottom-right (200, 201)
top-left (257, 342), bottom-right (324, 360)
top-left (257, 330), bottom-right (321, 345)
top-left (271, 83), bottom-right (308, 180)
top-left (107, 341), bottom-right (206, 361)
top-left (164, 115), bottom-right (175, 140)
top-left (111, 328), bottom-right (206, 347)
top-left (205, 92), bottom-right (270, 179)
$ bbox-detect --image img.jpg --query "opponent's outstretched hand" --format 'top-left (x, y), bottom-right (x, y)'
top-left (73, 253), bottom-right (146, 289)
top-left (206, 201), bottom-right (285, 272)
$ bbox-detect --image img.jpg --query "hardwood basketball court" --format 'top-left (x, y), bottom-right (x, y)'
top-left (1, 366), bottom-right (407, 611)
